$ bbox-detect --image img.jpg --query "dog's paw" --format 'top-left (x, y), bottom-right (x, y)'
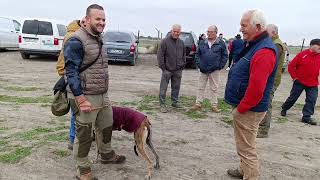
top-left (145, 175), bottom-right (151, 179)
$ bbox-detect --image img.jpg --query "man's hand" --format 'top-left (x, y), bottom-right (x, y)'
top-left (75, 95), bottom-right (92, 112)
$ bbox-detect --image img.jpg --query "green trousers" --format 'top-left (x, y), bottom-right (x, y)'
top-left (69, 93), bottom-right (113, 175)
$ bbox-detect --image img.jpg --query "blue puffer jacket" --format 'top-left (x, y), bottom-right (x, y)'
top-left (195, 39), bottom-right (228, 73)
top-left (231, 38), bottom-right (244, 63)
top-left (224, 32), bottom-right (278, 112)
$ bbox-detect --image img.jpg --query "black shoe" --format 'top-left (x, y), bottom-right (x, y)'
top-left (302, 119), bottom-right (317, 126)
top-left (227, 168), bottom-right (243, 179)
top-left (281, 109), bottom-right (287, 116)
top-left (171, 103), bottom-right (181, 108)
top-left (257, 132), bottom-right (269, 138)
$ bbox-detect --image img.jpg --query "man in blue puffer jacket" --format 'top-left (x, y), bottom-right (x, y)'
top-left (191, 25), bottom-right (228, 112)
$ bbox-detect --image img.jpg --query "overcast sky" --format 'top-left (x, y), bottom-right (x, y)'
top-left (1, 0), bottom-right (318, 45)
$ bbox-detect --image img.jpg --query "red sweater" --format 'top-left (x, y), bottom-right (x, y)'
top-left (237, 49), bottom-right (276, 113)
top-left (288, 49), bottom-right (320, 87)
top-left (112, 106), bottom-right (146, 133)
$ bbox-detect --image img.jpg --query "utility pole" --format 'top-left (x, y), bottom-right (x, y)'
top-left (155, 27), bottom-right (160, 40)
top-left (300, 38), bottom-right (305, 52)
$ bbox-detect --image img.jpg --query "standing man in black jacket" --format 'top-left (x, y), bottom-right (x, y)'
top-left (157, 24), bottom-right (186, 113)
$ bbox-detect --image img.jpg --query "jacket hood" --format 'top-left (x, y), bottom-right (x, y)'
top-left (67, 20), bottom-right (81, 33)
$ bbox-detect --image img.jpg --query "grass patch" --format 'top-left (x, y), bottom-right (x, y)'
top-left (276, 117), bottom-right (288, 124)
top-left (0, 147), bottom-right (32, 163)
top-left (184, 110), bottom-right (208, 119)
top-left (221, 116), bottom-right (233, 126)
top-left (54, 125), bottom-right (68, 131)
top-left (0, 127), bottom-right (9, 132)
top-left (137, 95), bottom-right (158, 112)
top-left (45, 131), bottom-right (68, 142)
top-left (218, 99), bottom-right (232, 113)
top-left (53, 149), bottom-right (71, 158)
top-left (15, 127), bottom-right (53, 140)
top-left (119, 101), bottom-right (139, 106)
top-left (3, 86), bottom-right (41, 91)
top-left (40, 103), bottom-right (51, 107)
top-left (0, 95), bottom-right (52, 104)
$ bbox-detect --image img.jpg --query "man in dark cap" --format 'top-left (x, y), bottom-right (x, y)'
top-left (281, 39), bottom-right (320, 125)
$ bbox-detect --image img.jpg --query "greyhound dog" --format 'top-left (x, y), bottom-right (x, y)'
top-left (111, 106), bottom-right (160, 179)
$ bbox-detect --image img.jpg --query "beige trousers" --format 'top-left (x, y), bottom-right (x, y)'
top-left (196, 70), bottom-right (220, 107)
top-left (233, 109), bottom-right (266, 180)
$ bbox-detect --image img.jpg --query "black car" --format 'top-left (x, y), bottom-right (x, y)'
top-left (166, 31), bottom-right (198, 69)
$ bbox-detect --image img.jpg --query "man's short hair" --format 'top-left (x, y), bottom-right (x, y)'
top-left (246, 9), bottom-right (267, 30)
top-left (172, 24), bottom-right (181, 30)
top-left (267, 24), bottom-right (278, 35)
top-left (310, 39), bottom-right (320, 46)
top-left (86, 4), bottom-right (104, 16)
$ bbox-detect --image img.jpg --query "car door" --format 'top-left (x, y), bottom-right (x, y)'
top-left (21, 20), bottom-right (41, 50)
top-left (38, 21), bottom-right (55, 51)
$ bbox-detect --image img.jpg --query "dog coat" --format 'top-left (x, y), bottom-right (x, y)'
top-left (112, 106), bottom-right (146, 133)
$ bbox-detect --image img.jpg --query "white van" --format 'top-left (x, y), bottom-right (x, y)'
top-left (0, 17), bottom-right (21, 50)
top-left (19, 18), bottom-right (66, 59)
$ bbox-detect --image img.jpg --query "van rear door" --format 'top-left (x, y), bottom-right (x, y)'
top-left (37, 21), bottom-right (55, 51)
top-left (21, 20), bottom-right (41, 50)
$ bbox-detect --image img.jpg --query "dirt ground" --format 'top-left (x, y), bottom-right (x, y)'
top-left (0, 51), bottom-right (319, 180)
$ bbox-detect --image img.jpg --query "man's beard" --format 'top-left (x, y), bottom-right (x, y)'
top-left (89, 24), bottom-right (102, 35)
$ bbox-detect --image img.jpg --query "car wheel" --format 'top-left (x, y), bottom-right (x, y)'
top-left (130, 56), bottom-right (136, 66)
top-left (21, 52), bottom-right (30, 59)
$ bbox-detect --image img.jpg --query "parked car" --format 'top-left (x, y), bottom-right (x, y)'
top-left (103, 30), bottom-right (139, 66)
top-left (19, 18), bottom-right (66, 59)
top-left (166, 31), bottom-right (198, 69)
top-left (0, 17), bottom-right (21, 50)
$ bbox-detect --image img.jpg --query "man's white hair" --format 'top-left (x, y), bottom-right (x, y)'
top-left (267, 24), bottom-right (278, 35)
top-left (208, 25), bottom-right (218, 32)
top-left (247, 9), bottom-right (267, 30)
top-left (172, 24), bottom-right (181, 30)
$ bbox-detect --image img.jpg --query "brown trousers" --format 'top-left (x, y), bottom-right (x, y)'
top-left (233, 109), bottom-right (266, 180)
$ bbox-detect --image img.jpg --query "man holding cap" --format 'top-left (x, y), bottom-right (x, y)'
top-left (281, 39), bottom-right (320, 125)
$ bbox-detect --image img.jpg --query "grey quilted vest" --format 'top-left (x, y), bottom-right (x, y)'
top-left (67, 27), bottom-right (109, 95)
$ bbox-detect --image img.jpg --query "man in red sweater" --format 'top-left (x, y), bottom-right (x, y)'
top-left (281, 39), bottom-right (320, 125)
top-left (225, 9), bottom-right (277, 179)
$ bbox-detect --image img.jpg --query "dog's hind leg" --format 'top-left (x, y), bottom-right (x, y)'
top-left (134, 121), bottom-right (153, 179)
top-left (145, 120), bottom-right (160, 169)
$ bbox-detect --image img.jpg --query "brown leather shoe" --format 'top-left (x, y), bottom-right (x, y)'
top-left (227, 168), bottom-right (243, 179)
top-left (101, 150), bottom-right (126, 164)
top-left (190, 104), bottom-right (201, 111)
top-left (211, 106), bottom-right (220, 113)
top-left (76, 171), bottom-right (98, 180)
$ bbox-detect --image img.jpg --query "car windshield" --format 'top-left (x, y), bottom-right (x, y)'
top-left (179, 33), bottom-right (193, 45)
top-left (166, 32), bottom-right (194, 45)
top-left (104, 32), bottom-right (132, 43)
top-left (22, 20), bottom-right (53, 35)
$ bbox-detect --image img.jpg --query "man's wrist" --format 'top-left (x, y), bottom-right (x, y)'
top-left (75, 94), bottom-right (86, 105)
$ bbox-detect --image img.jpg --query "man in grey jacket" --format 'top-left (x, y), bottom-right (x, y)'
top-left (157, 24), bottom-right (186, 112)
